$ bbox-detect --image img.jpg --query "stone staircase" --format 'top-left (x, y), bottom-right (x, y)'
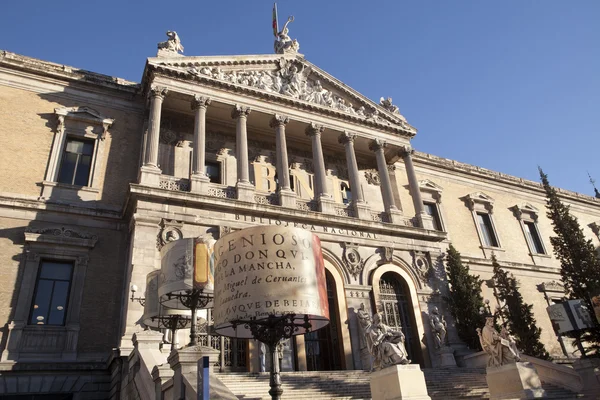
top-left (216, 368), bottom-right (583, 399)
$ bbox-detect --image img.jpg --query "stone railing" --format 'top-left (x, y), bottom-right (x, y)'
top-left (159, 175), bottom-right (190, 192)
top-left (335, 205), bottom-right (356, 218)
top-left (370, 212), bottom-right (390, 223)
top-left (207, 184), bottom-right (236, 199)
top-left (296, 199), bottom-right (318, 212)
top-left (254, 193), bottom-right (279, 206)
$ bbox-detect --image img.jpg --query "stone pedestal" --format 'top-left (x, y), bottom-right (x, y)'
top-left (486, 362), bottom-right (545, 399)
top-left (318, 195), bottom-right (336, 214)
top-left (389, 209), bottom-right (406, 225)
top-left (236, 181), bottom-right (255, 202)
top-left (190, 173), bottom-right (210, 194)
top-left (417, 212), bottom-right (435, 230)
top-left (168, 345), bottom-right (220, 400)
top-left (437, 346), bottom-right (457, 368)
top-left (278, 189), bottom-right (296, 209)
top-left (370, 364), bottom-right (432, 400)
top-left (140, 165), bottom-right (161, 186)
top-left (355, 202), bottom-right (372, 220)
top-left (573, 358), bottom-right (600, 399)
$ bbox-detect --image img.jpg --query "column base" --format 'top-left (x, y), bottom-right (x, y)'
top-left (318, 195), bottom-right (336, 214)
top-left (279, 189), bottom-right (296, 208)
top-left (139, 165), bottom-right (162, 186)
top-left (388, 208), bottom-right (406, 225)
top-left (168, 345), bottom-right (225, 400)
top-left (436, 346), bottom-right (457, 368)
top-left (190, 173), bottom-right (210, 194)
top-left (486, 362), bottom-right (545, 399)
top-left (370, 364), bottom-right (431, 400)
top-left (236, 181), bottom-right (255, 202)
top-left (417, 212), bottom-right (435, 230)
top-left (354, 201), bottom-right (371, 220)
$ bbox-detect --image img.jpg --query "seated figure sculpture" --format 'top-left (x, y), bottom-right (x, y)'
top-left (477, 317), bottom-right (520, 367)
top-left (366, 312), bottom-right (410, 370)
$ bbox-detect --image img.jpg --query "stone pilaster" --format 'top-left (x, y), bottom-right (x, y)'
top-left (339, 132), bottom-right (370, 219)
top-left (369, 139), bottom-right (403, 224)
top-left (231, 105), bottom-right (254, 202)
top-left (270, 114), bottom-right (296, 208)
top-left (190, 95), bottom-right (211, 194)
top-left (140, 86), bottom-right (168, 186)
top-left (399, 146), bottom-right (434, 230)
top-left (306, 123), bottom-right (334, 214)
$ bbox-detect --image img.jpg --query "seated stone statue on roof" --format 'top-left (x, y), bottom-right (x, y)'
top-left (157, 31), bottom-right (184, 57)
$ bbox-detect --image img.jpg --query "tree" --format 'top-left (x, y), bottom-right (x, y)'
top-left (445, 244), bottom-right (486, 350)
top-left (539, 167), bottom-right (600, 356)
top-left (491, 254), bottom-right (550, 359)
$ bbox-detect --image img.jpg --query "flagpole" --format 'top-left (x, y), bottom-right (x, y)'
top-left (273, 3), bottom-right (279, 37)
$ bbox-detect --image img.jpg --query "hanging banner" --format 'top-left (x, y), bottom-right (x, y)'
top-left (213, 226), bottom-right (329, 338)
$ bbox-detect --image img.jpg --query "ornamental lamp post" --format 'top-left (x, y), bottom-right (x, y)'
top-left (157, 237), bottom-right (215, 346)
top-left (212, 226), bottom-right (330, 400)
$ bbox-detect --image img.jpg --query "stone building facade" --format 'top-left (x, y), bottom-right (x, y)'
top-left (0, 39), bottom-right (599, 398)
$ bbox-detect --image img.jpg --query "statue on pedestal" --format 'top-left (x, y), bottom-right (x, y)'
top-left (366, 312), bottom-right (410, 370)
top-left (274, 16), bottom-right (300, 54)
top-left (356, 303), bottom-right (372, 349)
top-left (429, 306), bottom-right (447, 349)
top-left (477, 317), bottom-right (520, 367)
top-left (157, 31), bottom-right (184, 57)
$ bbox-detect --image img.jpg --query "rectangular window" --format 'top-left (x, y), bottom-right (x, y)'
top-left (424, 202), bottom-right (443, 231)
top-left (29, 261), bottom-right (73, 326)
top-left (205, 161), bottom-right (221, 184)
top-left (57, 138), bottom-right (94, 186)
top-left (477, 212), bottom-right (499, 247)
top-left (524, 221), bottom-right (545, 254)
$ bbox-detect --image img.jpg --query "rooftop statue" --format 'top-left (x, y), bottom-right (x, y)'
top-left (380, 97), bottom-right (400, 114)
top-left (366, 312), bottom-right (411, 370)
top-left (274, 16), bottom-right (300, 54)
top-left (477, 317), bottom-right (521, 367)
top-left (429, 306), bottom-right (447, 349)
top-left (157, 31), bottom-right (184, 57)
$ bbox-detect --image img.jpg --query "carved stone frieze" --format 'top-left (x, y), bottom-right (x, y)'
top-left (365, 170), bottom-right (380, 186)
top-left (25, 226), bottom-right (98, 244)
top-left (157, 219), bottom-right (184, 250)
top-left (343, 243), bottom-right (365, 280)
top-left (540, 280), bottom-right (564, 293)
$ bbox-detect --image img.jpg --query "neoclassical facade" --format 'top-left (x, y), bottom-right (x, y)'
top-left (0, 35), bottom-right (599, 398)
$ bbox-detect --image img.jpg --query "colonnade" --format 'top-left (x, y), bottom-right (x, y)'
top-left (139, 85), bottom-right (433, 229)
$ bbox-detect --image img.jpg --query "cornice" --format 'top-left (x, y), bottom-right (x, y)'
top-left (413, 151), bottom-right (600, 209)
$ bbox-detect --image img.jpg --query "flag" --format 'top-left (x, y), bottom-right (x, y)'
top-left (272, 3), bottom-right (279, 37)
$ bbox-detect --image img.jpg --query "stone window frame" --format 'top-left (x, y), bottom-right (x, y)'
top-left (462, 192), bottom-right (503, 251)
top-left (511, 203), bottom-right (550, 258)
top-left (206, 149), bottom-right (229, 186)
top-left (40, 107), bottom-right (114, 202)
top-left (418, 179), bottom-right (446, 232)
top-left (1, 227), bottom-right (97, 362)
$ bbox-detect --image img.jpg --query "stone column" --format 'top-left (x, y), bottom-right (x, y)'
top-left (369, 139), bottom-right (403, 224)
top-left (231, 104), bottom-right (254, 202)
top-left (399, 146), bottom-right (434, 230)
top-left (140, 86), bottom-right (168, 186)
top-left (190, 95), bottom-right (211, 194)
top-left (339, 132), bottom-right (370, 219)
top-left (270, 114), bottom-right (296, 208)
top-left (305, 123), bottom-right (334, 214)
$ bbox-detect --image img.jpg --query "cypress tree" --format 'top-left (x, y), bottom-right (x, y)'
top-left (445, 244), bottom-right (486, 350)
top-left (491, 254), bottom-right (550, 359)
top-left (539, 167), bottom-right (600, 355)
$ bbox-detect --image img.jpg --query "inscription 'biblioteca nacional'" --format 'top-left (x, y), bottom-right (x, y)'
top-left (234, 214), bottom-right (377, 239)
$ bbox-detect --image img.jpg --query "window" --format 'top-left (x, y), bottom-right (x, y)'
top-left (205, 161), bottom-right (221, 184)
top-left (524, 221), bottom-right (545, 254)
top-left (477, 212), bottom-right (499, 247)
top-left (511, 203), bottom-right (547, 257)
top-left (29, 261), bottom-right (73, 326)
top-left (58, 138), bottom-right (95, 186)
top-left (424, 202), bottom-right (443, 231)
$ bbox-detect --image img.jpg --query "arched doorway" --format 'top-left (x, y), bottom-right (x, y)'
top-left (378, 272), bottom-right (421, 363)
top-left (304, 270), bottom-right (343, 370)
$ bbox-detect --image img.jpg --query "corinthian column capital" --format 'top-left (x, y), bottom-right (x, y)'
top-left (269, 114), bottom-right (290, 128)
top-left (191, 95), bottom-right (211, 110)
top-left (398, 145), bottom-right (414, 158)
top-left (231, 104), bottom-right (251, 119)
top-left (368, 139), bottom-right (386, 152)
top-left (305, 123), bottom-right (325, 137)
top-left (338, 131), bottom-right (356, 145)
top-left (149, 86), bottom-right (169, 100)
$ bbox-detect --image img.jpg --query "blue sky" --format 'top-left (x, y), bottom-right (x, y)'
top-left (2, 1), bottom-right (598, 196)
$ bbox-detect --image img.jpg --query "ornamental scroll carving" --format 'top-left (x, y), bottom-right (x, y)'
top-left (411, 251), bottom-right (432, 283)
top-left (157, 219), bottom-right (183, 250)
top-left (365, 170), bottom-right (380, 186)
top-left (343, 243), bottom-right (365, 280)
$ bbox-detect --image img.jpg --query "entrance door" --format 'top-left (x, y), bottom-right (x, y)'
top-left (379, 272), bottom-right (420, 363)
top-left (304, 270), bottom-right (342, 370)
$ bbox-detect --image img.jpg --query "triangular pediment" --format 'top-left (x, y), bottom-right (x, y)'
top-left (418, 179), bottom-right (443, 192)
top-left (146, 54), bottom-right (415, 136)
top-left (54, 106), bottom-right (114, 126)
